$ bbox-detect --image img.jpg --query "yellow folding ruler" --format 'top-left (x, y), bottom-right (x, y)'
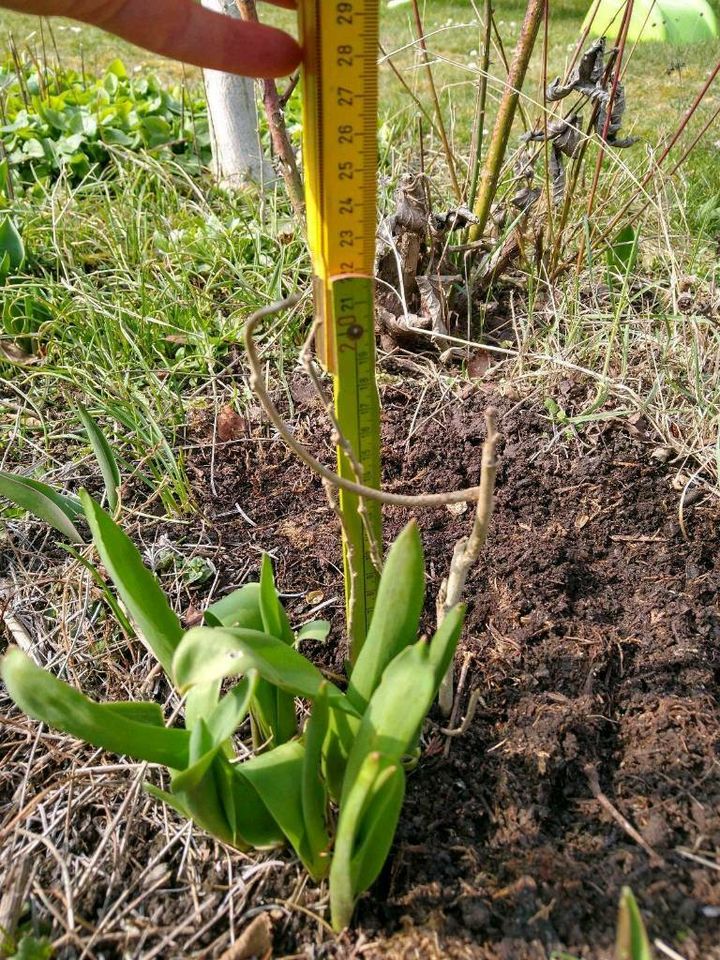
top-left (298, 0), bottom-right (382, 659)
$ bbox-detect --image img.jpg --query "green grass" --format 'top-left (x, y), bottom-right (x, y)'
top-left (0, 0), bottom-right (719, 514)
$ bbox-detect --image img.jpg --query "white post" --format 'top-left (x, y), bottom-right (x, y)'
top-left (200, 0), bottom-right (274, 188)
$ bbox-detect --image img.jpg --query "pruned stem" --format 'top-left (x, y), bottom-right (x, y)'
top-left (437, 408), bottom-right (500, 716)
top-left (466, 0), bottom-right (493, 209)
top-left (469, 0), bottom-right (544, 241)
top-left (235, 0), bottom-right (305, 218)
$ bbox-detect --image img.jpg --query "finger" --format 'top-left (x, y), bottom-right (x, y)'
top-left (88, 0), bottom-right (301, 78)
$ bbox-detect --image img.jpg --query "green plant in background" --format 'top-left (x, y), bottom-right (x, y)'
top-left (0, 58), bottom-right (211, 184)
top-left (3, 935), bottom-right (54, 960)
top-left (1, 499), bottom-right (464, 931)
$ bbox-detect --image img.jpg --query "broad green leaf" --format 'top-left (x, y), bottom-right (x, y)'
top-left (348, 521), bottom-right (425, 710)
top-left (428, 604), bottom-right (466, 690)
top-left (297, 620), bottom-right (332, 643)
top-left (172, 626), bottom-right (356, 716)
top-left (240, 739), bottom-right (308, 866)
top-left (1, 649), bottom-right (188, 768)
top-left (0, 471), bottom-right (83, 543)
top-left (184, 681), bottom-right (221, 731)
top-left (251, 677), bottom-right (297, 748)
top-left (144, 781), bottom-right (190, 819)
top-left (301, 685), bottom-right (331, 879)
top-left (0, 216), bottom-right (24, 273)
top-left (205, 583), bottom-right (263, 630)
top-left (8, 934), bottom-right (53, 960)
top-left (341, 641), bottom-right (436, 807)
top-left (101, 701), bottom-right (166, 726)
top-left (81, 491), bottom-right (183, 674)
top-left (616, 887), bottom-right (653, 960)
top-left (170, 722), bottom-right (234, 844)
top-left (323, 706), bottom-right (361, 802)
top-left (351, 762), bottom-right (405, 894)
top-left (106, 58), bottom-right (128, 78)
top-left (77, 404), bottom-right (121, 512)
top-left (223, 761), bottom-right (285, 849)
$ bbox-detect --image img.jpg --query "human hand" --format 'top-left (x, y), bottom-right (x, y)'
top-left (0, 0), bottom-right (300, 78)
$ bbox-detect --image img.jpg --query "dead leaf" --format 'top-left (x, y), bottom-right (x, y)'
top-left (467, 350), bottom-right (494, 379)
top-left (217, 405), bottom-right (247, 442)
top-left (183, 606), bottom-right (204, 628)
top-left (0, 341), bottom-right (38, 364)
top-left (218, 912), bottom-right (272, 960)
top-left (650, 446), bottom-right (674, 463)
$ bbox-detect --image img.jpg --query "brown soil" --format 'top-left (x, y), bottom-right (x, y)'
top-left (2, 371), bottom-right (720, 959)
top-left (185, 372), bottom-right (720, 959)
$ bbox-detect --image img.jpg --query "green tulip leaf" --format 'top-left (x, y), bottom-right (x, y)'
top-left (348, 521), bottom-right (425, 710)
top-left (172, 626), bottom-right (356, 716)
top-left (342, 641), bottom-right (436, 807)
top-left (1, 649), bottom-right (188, 768)
top-left (0, 216), bottom-right (25, 273)
top-left (301, 685), bottom-right (331, 878)
top-left (0, 471), bottom-right (83, 543)
top-left (81, 491), bottom-right (183, 674)
top-left (204, 582), bottom-right (263, 630)
top-left (77, 404), bottom-right (121, 512)
top-left (240, 739), bottom-right (308, 866)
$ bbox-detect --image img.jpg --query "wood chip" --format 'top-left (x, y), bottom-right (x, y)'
top-left (218, 913), bottom-right (272, 960)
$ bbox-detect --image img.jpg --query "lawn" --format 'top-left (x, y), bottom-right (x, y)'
top-left (1, 2), bottom-right (720, 958)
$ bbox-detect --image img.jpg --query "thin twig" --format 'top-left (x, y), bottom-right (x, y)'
top-left (299, 319), bottom-right (383, 573)
top-left (437, 409), bottom-right (500, 715)
top-left (410, 0), bottom-right (462, 201)
top-left (244, 297), bottom-right (487, 508)
top-left (584, 763), bottom-right (666, 867)
top-left (469, 0), bottom-right (544, 241)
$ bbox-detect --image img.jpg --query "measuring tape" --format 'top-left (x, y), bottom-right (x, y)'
top-left (298, 0), bottom-right (382, 658)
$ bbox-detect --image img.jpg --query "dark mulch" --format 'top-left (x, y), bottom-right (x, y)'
top-left (2, 369), bottom-right (719, 959)
top-left (186, 371), bottom-right (720, 959)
